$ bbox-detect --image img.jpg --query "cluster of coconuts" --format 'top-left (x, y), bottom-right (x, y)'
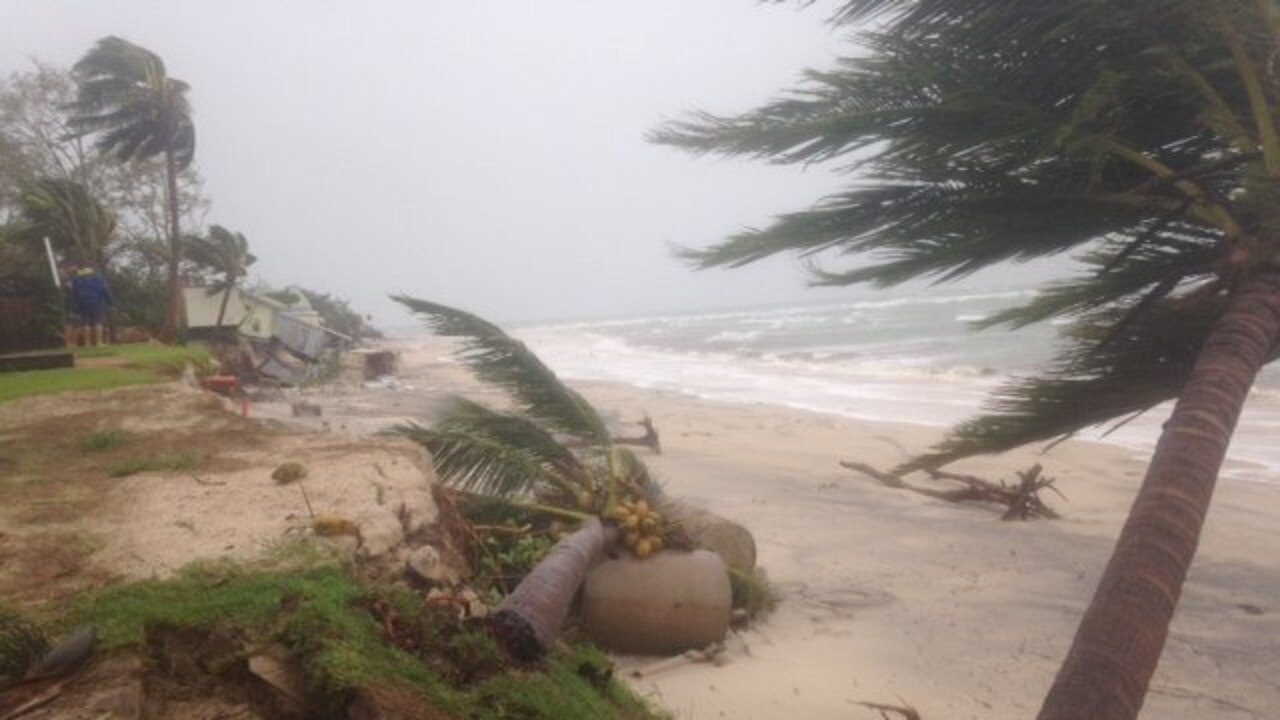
top-left (610, 498), bottom-right (665, 559)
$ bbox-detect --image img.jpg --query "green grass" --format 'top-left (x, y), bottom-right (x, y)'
top-left (104, 452), bottom-right (199, 478)
top-left (0, 343), bottom-right (214, 404)
top-left (80, 430), bottom-right (131, 452)
top-left (48, 550), bottom-right (668, 719)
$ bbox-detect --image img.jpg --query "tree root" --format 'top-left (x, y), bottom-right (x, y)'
top-left (840, 461), bottom-right (1064, 520)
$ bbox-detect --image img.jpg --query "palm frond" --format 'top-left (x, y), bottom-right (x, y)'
top-left (395, 420), bottom-right (578, 500)
top-left (69, 36), bottom-right (194, 167)
top-left (10, 179), bottom-right (116, 264)
top-left (434, 397), bottom-right (590, 489)
top-left (658, 0), bottom-right (1277, 465)
top-left (391, 295), bottom-right (610, 444)
top-left (185, 225), bottom-right (255, 278)
top-left (902, 293), bottom-right (1256, 470)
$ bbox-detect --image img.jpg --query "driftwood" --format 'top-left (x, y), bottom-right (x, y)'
top-left (855, 700), bottom-right (922, 719)
top-left (629, 642), bottom-right (727, 679)
top-left (613, 416), bottom-right (662, 454)
top-left (841, 461), bottom-right (1064, 520)
top-left (567, 416), bottom-right (662, 454)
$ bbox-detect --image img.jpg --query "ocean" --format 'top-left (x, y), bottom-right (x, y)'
top-left (502, 285), bottom-right (1280, 485)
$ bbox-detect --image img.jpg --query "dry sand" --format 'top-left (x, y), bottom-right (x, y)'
top-left (579, 384), bottom-right (1280, 720)
top-left (297, 338), bottom-right (1280, 720)
top-left (0, 383), bottom-right (453, 600)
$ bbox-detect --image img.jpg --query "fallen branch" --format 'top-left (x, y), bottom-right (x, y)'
top-left (855, 700), bottom-right (922, 720)
top-left (567, 416), bottom-right (662, 454)
top-left (629, 642), bottom-right (726, 679)
top-left (613, 416), bottom-right (662, 455)
top-left (841, 462), bottom-right (1063, 520)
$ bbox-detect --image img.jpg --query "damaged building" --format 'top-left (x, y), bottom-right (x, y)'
top-left (183, 286), bottom-right (352, 384)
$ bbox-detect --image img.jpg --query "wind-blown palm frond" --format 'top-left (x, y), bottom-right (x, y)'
top-left (433, 397), bottom-right (591, 490)
top-left (10, 179), bottom-right (116, 265)
top-left (396, 396), bottom-right (594, 499)
top-left (391, 295), bottom-right (610, 445)
top-left (396, 422), bottom-right (567, 499)
top-left (655, 0), bottom-right (1280, 466)
top-left (184, 224), bottom-right (254, 327)
top-left (185, 225), bottom-right (255, 280)
top-left (68, 37), bottom-right (195, 169)
top-left (905, 297), bottom-right (1244, 470)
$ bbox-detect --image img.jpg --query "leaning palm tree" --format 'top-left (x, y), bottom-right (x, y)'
top-left (654, 1), bottom-right (1280, 718)
top-left (9, 178), bottom-right (116, 267)
top-left (184, 225), bottom-right (256, 331)
top-left (390, 295), bottom-right (675, 659)
top-left (68, 37), bottom-right (194, 343)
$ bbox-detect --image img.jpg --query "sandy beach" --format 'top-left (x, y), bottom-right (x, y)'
top-left (267, 337), bottom-right (1280, 719)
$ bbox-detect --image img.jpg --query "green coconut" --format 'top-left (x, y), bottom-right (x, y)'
top-left (0, 607), bottom-right (49, 686)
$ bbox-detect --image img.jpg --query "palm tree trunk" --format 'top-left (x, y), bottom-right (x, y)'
top-left (1038, 267), bottom-right (1280, 720)
top-left (216, 282), bottom-right (233, 329)
top-left (492, 517), bottom-right (616, 660)
top-left (159, 147), bottom-right (183, 344)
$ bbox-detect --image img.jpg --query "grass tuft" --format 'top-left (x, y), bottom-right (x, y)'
top-left (80, 429), bottom-right (130, 452)
top-left (105, 452), bottom-right (199, 478)
top-left (272, 461), bottom-right (308, 484)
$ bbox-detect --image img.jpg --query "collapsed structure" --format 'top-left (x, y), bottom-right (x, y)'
top-left (183, 286), bottom-right (352, 385)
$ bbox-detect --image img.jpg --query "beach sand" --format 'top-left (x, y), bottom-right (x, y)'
top-left (582, 384), bottom-right (1280, 720)
top-left (274, 338), bottom-right (1280, 719)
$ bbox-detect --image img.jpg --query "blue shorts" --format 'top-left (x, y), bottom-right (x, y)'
top-left (77, 304), bottom-right (107, 326)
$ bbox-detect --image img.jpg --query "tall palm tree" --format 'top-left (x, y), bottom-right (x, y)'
top-left (68, 37), bottom-right (194, 343)
top-left (654, 1), bottom-right (1280, 717)
top-left (9, 178), bottom-right (116, 267)
top-left (185, 225), bottom-right (256, 330)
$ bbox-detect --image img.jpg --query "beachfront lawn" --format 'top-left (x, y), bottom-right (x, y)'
top-left (0, 342), bottom-right (214, 403)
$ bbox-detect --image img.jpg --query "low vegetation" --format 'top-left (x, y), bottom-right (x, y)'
top-left (78, 429), bottom-right (130, 452)
top-left (38, 547), bottom-right (667, 719)
top-left (104, 451), bottom-right (200, 478)
top-left (0, 342), bottom-right (213, 403)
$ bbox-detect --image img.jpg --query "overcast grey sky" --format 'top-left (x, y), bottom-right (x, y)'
top-left (3, 2), bottom-right (882, 324)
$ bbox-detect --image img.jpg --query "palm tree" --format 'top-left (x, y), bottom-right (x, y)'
top-left (390, 295), bottom-right (674, 659)
top-left (185, 225), bottom-right (256, 331)
top-left (9, 178), bottom-right (116, 267)
top-left (653, 2), bottom-right (1280, 718)
top-left (68, 37), bottom-right (194, 343)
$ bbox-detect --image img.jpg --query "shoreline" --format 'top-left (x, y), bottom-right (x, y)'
top-left (371, 333), bottom-right (1280, 486)
top-left (275, 337), bottom-right (1280, 719)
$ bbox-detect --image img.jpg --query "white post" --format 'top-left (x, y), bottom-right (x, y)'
top-left (42, 237), bottom-right (60, 289)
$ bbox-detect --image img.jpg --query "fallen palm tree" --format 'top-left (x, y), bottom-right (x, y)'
top-left (391, 295), bottom-right (756, 659)
top-left (492, 518), bottom-right (618, 660)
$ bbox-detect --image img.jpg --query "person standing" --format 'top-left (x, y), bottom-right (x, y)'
top-left (70, 266), bottom-right (112, 347)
